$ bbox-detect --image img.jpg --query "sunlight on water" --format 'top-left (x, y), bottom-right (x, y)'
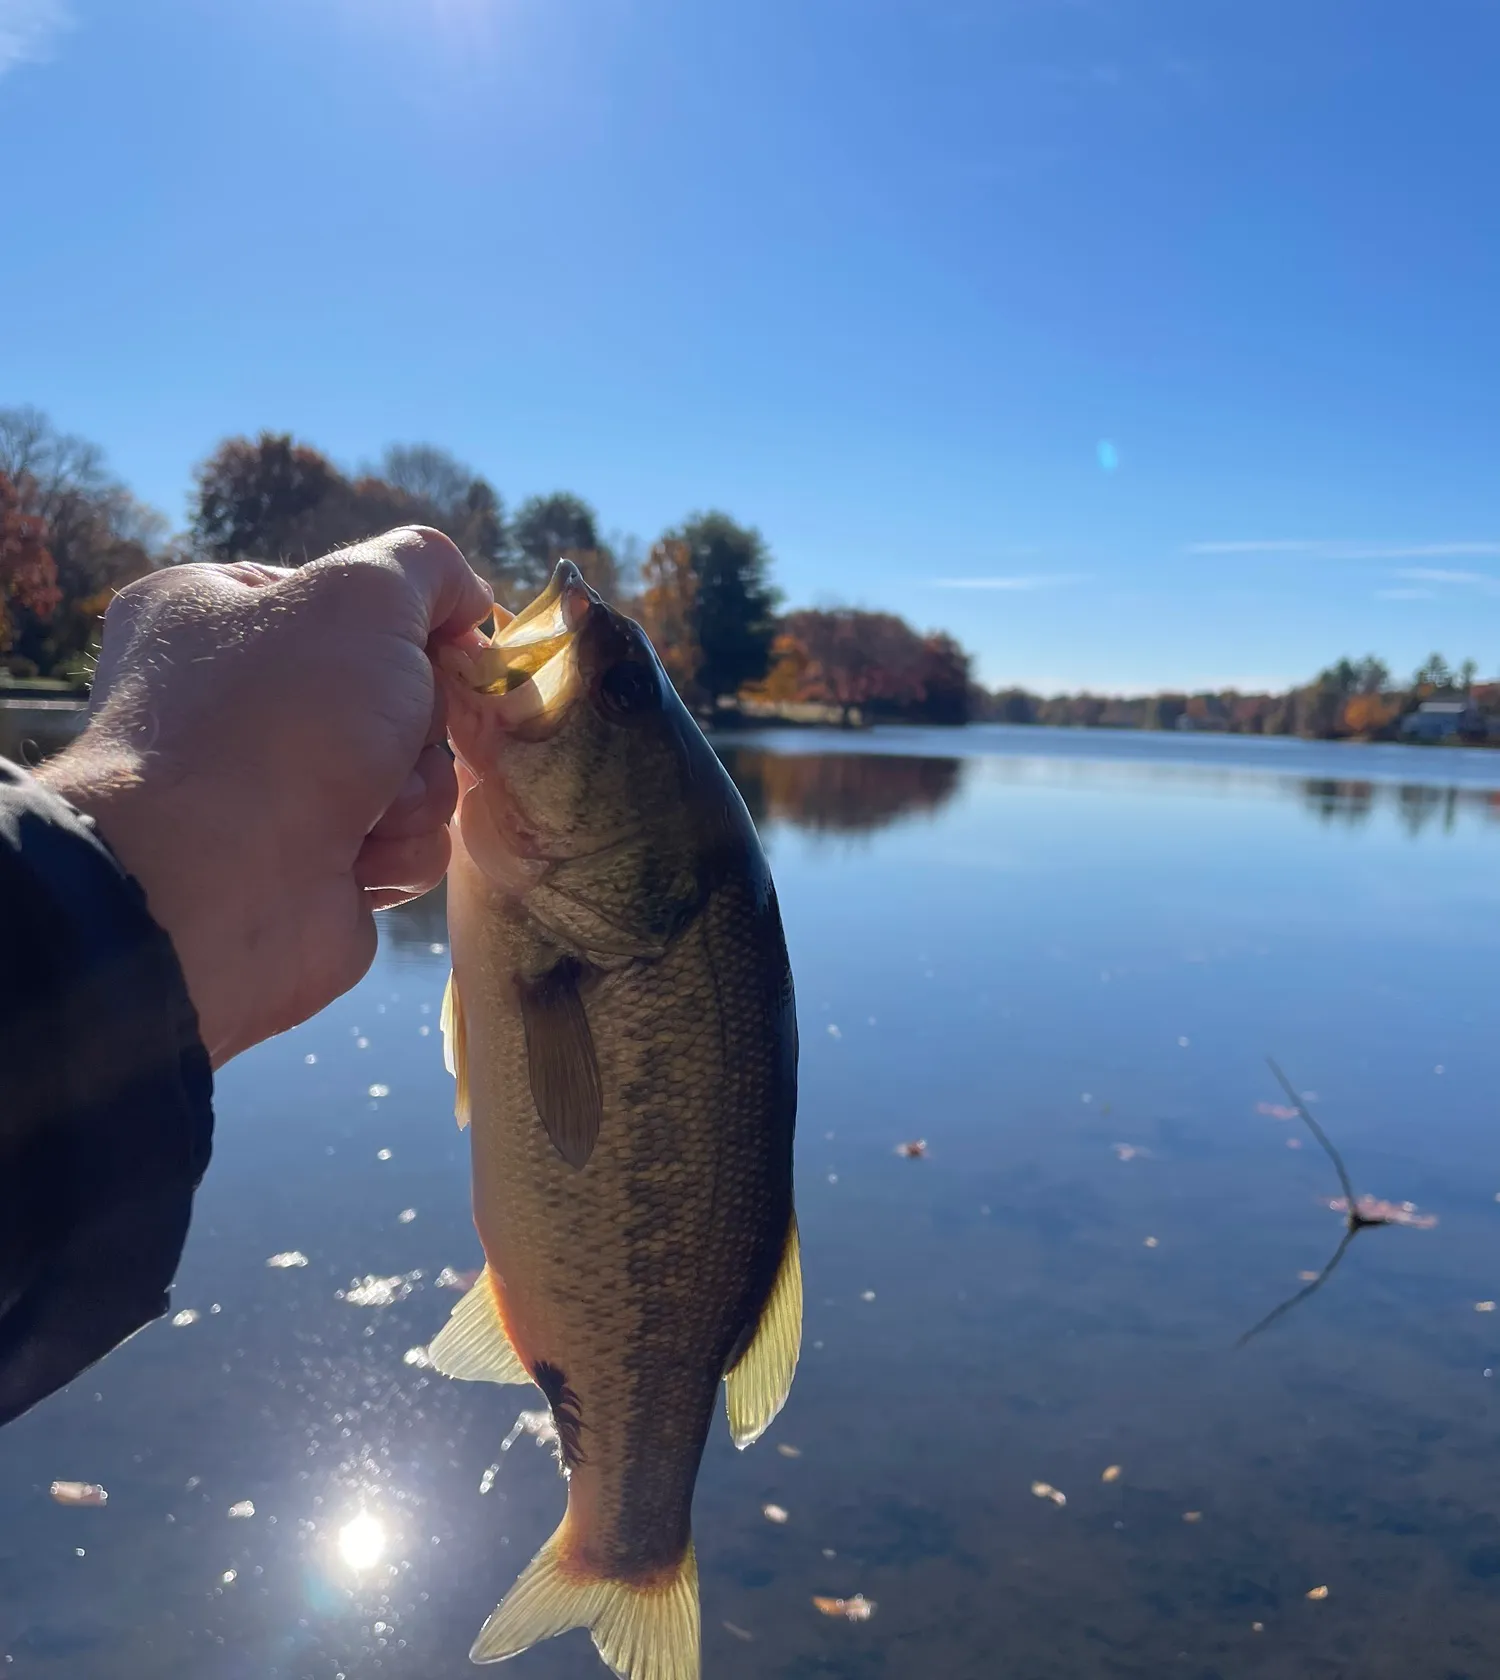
top-left (336, 1512), bottom-right (387, 1572)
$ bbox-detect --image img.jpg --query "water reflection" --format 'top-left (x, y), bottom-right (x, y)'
top-left (716, 745), bottom-right (965, 836)
top-left (1297, 777), bottom-right (1500, 834)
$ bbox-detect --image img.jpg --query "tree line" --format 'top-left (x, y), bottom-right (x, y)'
top-left (0, 407), bottom-right (975, 721)
top-left (980, 652), bottom-right (1497, 740)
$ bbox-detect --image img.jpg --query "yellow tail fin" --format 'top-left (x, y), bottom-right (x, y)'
top-left (470, 1523), bottom-right (699, 1678)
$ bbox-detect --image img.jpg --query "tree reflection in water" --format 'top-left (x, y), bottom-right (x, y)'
top-left (1299, 777), bottom-right (1500, 835)
top-left (378, 750), bottom-right (967, 948)
top-left (716, 747), bottom-right (965, 837)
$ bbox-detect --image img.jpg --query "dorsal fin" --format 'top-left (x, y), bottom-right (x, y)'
top-left (724, 1213), bottom-right (802, 1448)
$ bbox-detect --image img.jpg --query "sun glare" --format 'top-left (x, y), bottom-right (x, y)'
top-left (337, 1512), bottom-right (388, 1572)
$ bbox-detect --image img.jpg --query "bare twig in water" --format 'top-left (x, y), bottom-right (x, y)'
top-left (1235, 1222), bottom-right (1361, 1350)
top-left (1264, 1058), bottom-right (1391, 1230)
top-left (1236, 1059), bottom-right (1395, 1350)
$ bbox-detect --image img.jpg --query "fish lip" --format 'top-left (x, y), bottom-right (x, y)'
top-left (497, 559), bottom-right (599, 641)
top-left (437, 562), bottom-right (595, 730)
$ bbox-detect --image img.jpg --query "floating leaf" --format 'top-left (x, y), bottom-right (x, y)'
top-left (1329, 1196), bottom-right (1437, 1229)
top-left (813, 1595), bottom-right (875, 1622)
top-left (50, 1482), bottom-right (107, 1507)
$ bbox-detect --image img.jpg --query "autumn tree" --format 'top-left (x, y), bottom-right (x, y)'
top-left (912, 632), bottom-right (972, 724)
top-left (660, 512), bottom-right (779, 701)
top-left (0, 407), bottom-right (167, 677)
top-left (0, 471), bottom-right (61, 656)
top-left (1342, 691), bottom-right (1400, 737)
top-left (633, 538), bottom-right (703, 703)
top-left (190, 433), bottom-right (342, 563)
top-left (368, 445), bottom-right (512, 594)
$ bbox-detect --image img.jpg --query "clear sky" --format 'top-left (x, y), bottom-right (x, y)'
top-left (3, 0), bottom-right (1498, 693)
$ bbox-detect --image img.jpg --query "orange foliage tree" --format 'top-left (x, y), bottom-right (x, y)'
top-left (634, 539), bottom-right (703, 704)
top-left (1342, 691), bottom-right (1400, 737)
top-left (755, 608), bottom-right (972, 722)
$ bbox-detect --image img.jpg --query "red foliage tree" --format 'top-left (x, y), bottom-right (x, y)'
top-left (0, 470), bottom-right (61, 653)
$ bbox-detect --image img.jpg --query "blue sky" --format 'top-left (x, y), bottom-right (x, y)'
top-left (3, 0), bottom-right (1498, 693)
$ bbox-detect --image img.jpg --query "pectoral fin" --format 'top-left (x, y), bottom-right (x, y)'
top-left (724, 1213), bottom-right (802, 1449)
top-left (429, 1268), bottom-right (530, 1385)
top-left (518, 959), bottom-right (603, 1170)
top-left (440, 970), bottom-right (470, 1129)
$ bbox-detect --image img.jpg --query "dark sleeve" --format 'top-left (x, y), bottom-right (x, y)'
top-left (0, 757), bottom-right (213, 1427)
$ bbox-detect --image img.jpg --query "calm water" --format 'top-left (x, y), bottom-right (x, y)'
top-left (5, 725), bottom-right (1500, 1679)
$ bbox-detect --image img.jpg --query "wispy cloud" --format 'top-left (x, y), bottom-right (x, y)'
top-left (1390, 567), bottom-right (1495, 587)
top-left (1375, 587), bottom-right (1435, 601)
top-left (932, 573), bottom-right (1087, 591)
top-left (0, 0), bottom-right (72, 80)
top-left (1187, 540), bottom-right (1500, 560)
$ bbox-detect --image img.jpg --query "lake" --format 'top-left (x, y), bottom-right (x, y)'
top-left (4, 724), bottom-right (1500, 1679)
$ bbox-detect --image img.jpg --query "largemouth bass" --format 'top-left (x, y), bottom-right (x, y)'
top-left (432, 561), bottom-right (801, 1677)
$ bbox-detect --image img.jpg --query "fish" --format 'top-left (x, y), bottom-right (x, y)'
top-left (432, 561), bottom-right (801, 1678)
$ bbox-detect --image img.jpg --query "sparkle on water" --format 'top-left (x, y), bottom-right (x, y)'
top-left (336, 1512), bottom-right (387, 1572)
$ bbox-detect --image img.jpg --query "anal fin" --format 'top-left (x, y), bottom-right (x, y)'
top-left (724, 1212), bottom-right (802, 1449)
top-left (440, 970), bottom-right (470, 1129)
top-left (429, 1268), bottom-right (530, 1385)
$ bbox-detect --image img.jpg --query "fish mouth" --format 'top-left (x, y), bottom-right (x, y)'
top-left (440, 561), bottom-right (598, 728)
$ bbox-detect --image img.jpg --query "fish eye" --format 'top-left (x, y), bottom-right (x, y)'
top-left (597, 659), bottom-right (659, 717)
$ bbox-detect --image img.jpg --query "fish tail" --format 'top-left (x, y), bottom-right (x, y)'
top-left (470, 1516), bottom-right (699, 1679)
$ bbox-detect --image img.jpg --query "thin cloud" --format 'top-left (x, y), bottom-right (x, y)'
top-left (1390, 567), bottom-right (1494, 586)
top-left (1187, 540), bottom-right (1500, 560)
top-left (931, 574), bottom-right (1087, 591)
top-left (0, 0), bottom-right (72, 79)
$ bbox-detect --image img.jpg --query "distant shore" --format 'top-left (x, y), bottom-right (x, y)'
top-left (7, 691), bottom-right (1499, 768)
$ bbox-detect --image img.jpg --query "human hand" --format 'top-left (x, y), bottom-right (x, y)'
top-left (39, 527), bottom-right (495, 1067)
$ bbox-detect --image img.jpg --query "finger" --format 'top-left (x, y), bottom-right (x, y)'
top-left (366, 885), bottom-right (428, 912)
top-left (425, 670), bottom-right (448, 748)
top-left (353, 828), bottom-right (451, 897)
top-left (368, 743), bottom-right (458, 842)
top-left (378, 526), bottom-right (495, 641)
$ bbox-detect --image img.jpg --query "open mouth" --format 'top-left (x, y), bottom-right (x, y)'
top-left (442, 561), bottom-right (598, 726)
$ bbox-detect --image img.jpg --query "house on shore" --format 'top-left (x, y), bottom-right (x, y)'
top-left (1399, 697), bottom-right (1487, 743)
